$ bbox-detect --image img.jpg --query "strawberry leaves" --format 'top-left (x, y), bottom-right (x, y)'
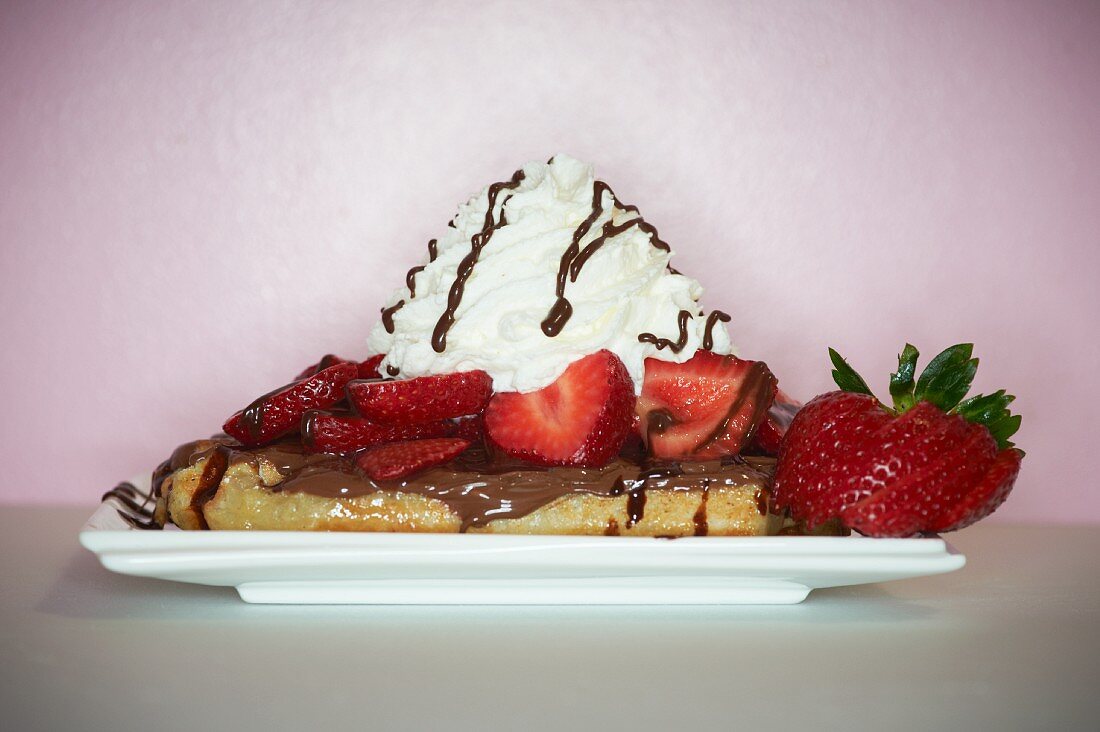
top-left (956, 390), bottom-right (1022, 450)
top-left (889, 344), bottom-right (919, 412)
top-left (829, 348), bottom-right (873, 397)
top-left (914, 343), bottom-right (978, 412)
top-left (828, 343), bottom-right (1021, 450)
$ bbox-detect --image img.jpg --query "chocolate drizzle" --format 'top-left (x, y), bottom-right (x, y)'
top-left (141, 438), bottom-right (775, 534)
top-left (101, 482), bottom-right (160, 529)
top-left (626, 485), bottom-right (647, 529)
top-left (541, 180), bottom-right (671, 337)
top-left (381, 300), bottom-right (405, 334)
top-left (403, 238), bottom-right (438, 299)
top-left (638, 309), bottom-right (693, 353)
top-left (241, 380), bottom-right (298, 442)
top-left (693, 479), bottom-right (711, 536)
top-left (428, 238), bottom-right (439, 261)
top-left (702, 310), bottom-right (731, 351)
top-left (699, 363), bottom-right (775, 451)
top-left (405, 266), bottom-right (425, 297)
top-left (431, 169), bottom-right (525, 353)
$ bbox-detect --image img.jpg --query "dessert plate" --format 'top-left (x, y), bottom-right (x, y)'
top-left (80, 476), bottom-right (965, 605)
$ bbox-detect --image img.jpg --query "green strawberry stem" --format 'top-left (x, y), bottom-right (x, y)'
top-left (828, 343), bottom-right (1022, 450)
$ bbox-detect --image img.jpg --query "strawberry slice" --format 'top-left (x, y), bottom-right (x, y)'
top-left (356, 437), bottom-right (471, 480)
top-left (748, 389), bottom-right (801, 456)
top-left (484, 350), bottom-right (635, 467)
top-left (928, 447), bottom-right (1022, 532)
top-left (357, 354), bottom-right (385, 379)
top-left (347, 370), bottom-right (493, 425)
top-left (450, 414), bottom-right (485, 444)
top-left (223, 362), bottom-right (358, 446)
top-left (636, 350), bottom-right (777, 460)
top-left (295, 354), bottom-right (350, 380)
top-left (297, 354), bottom-right (385, 380)
top-left (302, 410), bottom-right (454, 455)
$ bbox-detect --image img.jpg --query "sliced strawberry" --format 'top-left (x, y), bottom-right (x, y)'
top-left (224, 362), bottom-right (358, 446)
top-left (636, 350), bottom-right (777, 460)
top-left (296, 354), bottom-right (386, 380)
top-left (347, 370), bottom-right (493, 425)
top-left (484, 350), bottom-right (635, 467)
top-left (302, 410), bottom-right (454, 455)
top-left (356, 437), bottom-right (471, 481)
top-left (928, 448), bottom-right (1022, 532)
top-left (296, 354), bottom-right (350, 380)
top-left (450, 414), bottom-right (485, 444)
top-left (358, 354), bottom-right (385, 379)
top-left (748, 389), bottom-right (801, 456)
top-left (839, 416), bottom-right (998, 537)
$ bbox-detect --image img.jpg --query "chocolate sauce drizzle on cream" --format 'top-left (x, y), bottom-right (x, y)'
top-left (432, 169), bottom-right (525, 353)
top-left (381, 300), bottom-right (405, 334)
top-left (702, 310), bottom-right (731, 351)
top-left (638, 309), bottom-right (693, 353)
top-left (541, 181), bottom-right (671, 337)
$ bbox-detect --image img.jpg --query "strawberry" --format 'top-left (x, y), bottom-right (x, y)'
top-left (484, 350), bottom-right (635, 467)
top-left (773, 343), bottom-right (1023, 537)
top-left (356, 437), bottom-right (471, 480)
top-left (224, 361), bottom-right (359, 446)
top-left (450, 414), bottom-right (485, 444)
top-left (297, 354), bottom-right (385, 380)
top-left (347, 370), bottom-right (493, 425)
top-left (301, 410), bottom-right (454, 455)
top-left (296, 354), bottom-right (350, 380)
top-left (635, 350), bottom-right (778, 460)
top-left (357, 354), bottom-right (385, 379)
top-left (747, 389), bottom-right (801, 456)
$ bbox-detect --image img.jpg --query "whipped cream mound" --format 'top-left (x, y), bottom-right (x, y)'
top-left (366, 154), bottom-right (734, 394)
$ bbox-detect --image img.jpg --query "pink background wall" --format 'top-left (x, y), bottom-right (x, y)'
top-left (2, 0), bottom-right (1098, 521)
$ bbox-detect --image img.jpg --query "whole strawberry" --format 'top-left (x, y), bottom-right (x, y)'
top-left (773, 344), bottom-right (1023, 537)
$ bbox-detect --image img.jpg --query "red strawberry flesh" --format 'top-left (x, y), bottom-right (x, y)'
top-left (748, 389), bottom-right (800, 456)
top-left (356, 437), bottom-right (471, 481)
top-left (636, 350), bottom-right (777, 460)
top-left (223, 362), bottom-right (358, 447)
top-left (358, 354), bottom-right (385, 379)
top-left (296, 354), bottom-right (350, 380)
top-left (302, 410), bottom-right (454, 455)
top-left (929, 448), bottom-right (1022, 532)
top-left (347, 370), bottom-right (493, 425)
top-left (484, 350), bottom-right (635, 467)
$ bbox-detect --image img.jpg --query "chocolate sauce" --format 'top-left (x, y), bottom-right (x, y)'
top-left (754, 487), bottom-right (770, 516)
top-left (541, 181), bottom-right (612, 337)
top-left (405, 266), bottom-right (425, 297)
top-left (626, 486), bottom-right (647, 529)
top-left (698, 362), bottom-right (773, 450)
top-left (541, 179), bottom-right (670, 337)
top-left (385, 365), bottom-right (400, 377)
top-left (102, 482), bottom-right (160, 529)
top-left (693, 479), bottom-right (710, 536)
top-left (381, 300), bottom-right (405, 334)
top-left (432, 169), bottom-right (525, 352)
top-left (638, 309), bottom-right (693, 353)
top-left (149, 438), bottom-right (775, 534)
top-left (428, 238), bottom-right (439, 261)
top-left (702, 310), bottom-right (731, 351)
top-left (190, 445), bottom-right (230, 529)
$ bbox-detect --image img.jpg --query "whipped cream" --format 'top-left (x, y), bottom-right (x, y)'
top-left (366, 154), bottom-right (734, 393)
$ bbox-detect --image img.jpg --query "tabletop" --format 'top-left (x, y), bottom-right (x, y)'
top-left (2, 507), bottom-right (1097, 731)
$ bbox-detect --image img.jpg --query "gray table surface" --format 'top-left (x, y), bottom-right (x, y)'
top-left (2, 507), bottom-right (1098, 731)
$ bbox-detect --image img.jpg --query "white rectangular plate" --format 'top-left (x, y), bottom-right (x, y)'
top-left (81, 476), bottom-right (965, 605)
